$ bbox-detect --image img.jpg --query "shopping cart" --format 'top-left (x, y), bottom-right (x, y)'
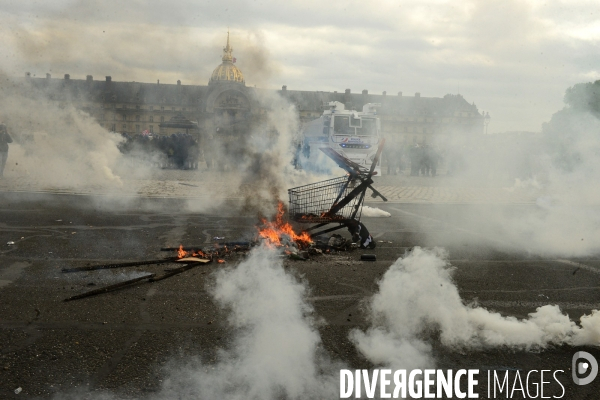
top-left (288, 141), bottom-right (388, 239)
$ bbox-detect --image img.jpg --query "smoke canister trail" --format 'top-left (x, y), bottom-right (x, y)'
top-left (351, 247), bottom-right (600, 369)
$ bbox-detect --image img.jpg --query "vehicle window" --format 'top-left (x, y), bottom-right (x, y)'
top-left (356, 118), bottom-right (376, 135)
top-left (350, 115), bottom-right (361, 127)
top-left (334, 116), bottom-right (351, 135)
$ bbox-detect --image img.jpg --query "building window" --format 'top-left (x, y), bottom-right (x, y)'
top-left (161, 106), bottom-right (164, 111)
top-left (136, 105), bottom-right (140, 110)
top-left (182, 108), bottom-right (186, 111)
top-left (149, 125), bottom-right (154, 133)
top-left (111, 124), bottom-right (116, 131)
top-left (122, 114), bottom-right (127, 121)
top-left (136, 124), bottom-right (140, 132)
top-left (172, 107), bottom-right (175, 111)
top-left (122, 124), bottom-right (127, 130)
top-left (149, 116), bottom-right (154, 122)
top-left (136, 115), bottom-right (140, 121)
top-left (160, 116), bottom-right (164, 122)
top-left (149, 106), bottom-right (154, 111)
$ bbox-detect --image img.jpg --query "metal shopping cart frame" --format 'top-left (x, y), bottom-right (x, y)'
top-left (288, 140), bottom-right (388, 239)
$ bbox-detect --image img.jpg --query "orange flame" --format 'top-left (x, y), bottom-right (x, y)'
top-left (177, 245), bottom-right (186, 258)
top-left (177, 245), bottom-right (210, 259)
top-left (258, 201), bottom-right (312, 249)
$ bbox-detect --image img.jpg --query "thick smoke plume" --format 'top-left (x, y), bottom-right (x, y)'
top-left (351, 247), bottom-right (600, 369)
top-left (53, 246), bottom-right (339, 400)
top-left (0, 75), bottom-right (125, 188)
top-left (155, 245), bottom-right (339, 400)
top-left (384, 102), bottom-right (600, 256)
top-left (205, 90), bottom-right (329, 215)
top-left (0, 73), bottom-right (324, 215)
top-left (52, 247), bottom-right (600, 399)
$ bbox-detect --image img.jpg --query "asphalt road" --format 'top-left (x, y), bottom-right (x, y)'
top-left (0, 192), bottom-right (598, 399)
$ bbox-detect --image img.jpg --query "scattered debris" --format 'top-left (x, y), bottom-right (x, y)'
top-left (151, 263), bottom-right (206, 282)
top-left (328, 234), bottom-right (346, 248)
top-left (62, 258), bottom-right (177, 273)
top-left (308, 248), bottom-right (323, 255)
top-left (213, 237), bottom-right (225, 240)
top-left (14, 387), bottom-right (22, 394)
top-left (289, 253), bottom-right (308, 261)
top-left (6, 241), bottom-right (14, 245)
top-left (177, 257), bottom-right (210, 263)
top-left (64, 273), bottom-right (156, 302)
top-left (160, 242), bottom-right (251, 251)
top-left (62, 244), bottom-right (247, 301)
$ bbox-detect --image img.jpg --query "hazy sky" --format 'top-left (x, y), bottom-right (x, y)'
top-left (0, 0), bottom-right (598, 133)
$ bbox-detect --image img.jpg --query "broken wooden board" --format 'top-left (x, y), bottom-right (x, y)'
top-left (176, 257), bottom-right (210, 263)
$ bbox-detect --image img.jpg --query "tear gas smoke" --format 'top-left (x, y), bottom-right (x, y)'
top-left (361, 205), bottom-right (391, 218)
top-left (351, 247), bottom-right (600, 369)
top-left (51, 247), bottom-right (600, 399)
top-left (0, 75), bottom-right (125, 188)
top-left (0, 74), bottom-right (324, 215)
top-left (386, 106), bottom-right (600, 256)
top-left (206, 90), bottom-right (331, 216)
top-left (156, 246), bottom-right (339, 400)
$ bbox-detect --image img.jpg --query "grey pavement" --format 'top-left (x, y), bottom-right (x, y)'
top-left (0, 193), bottom-right (599, 398)
top-left (0, 168), bottom-right (543, 204)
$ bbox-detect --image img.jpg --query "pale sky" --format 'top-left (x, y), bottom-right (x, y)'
top-left (0, 0), bottom-right (598, 133)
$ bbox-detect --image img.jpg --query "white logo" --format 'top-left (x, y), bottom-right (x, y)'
top-left (572, 351), bottom-right (598, 385)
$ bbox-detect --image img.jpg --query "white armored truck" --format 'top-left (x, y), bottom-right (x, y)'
top-left (299, 101), bottom-right (382, 175)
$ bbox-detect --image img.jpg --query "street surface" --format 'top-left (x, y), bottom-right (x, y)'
top-left (0, 171), bottom-right (598, 399)
top-left (0, 169), bottom-right (541, 204)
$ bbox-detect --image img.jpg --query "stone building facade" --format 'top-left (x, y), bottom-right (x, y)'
top-left (22, 33), bottom-right (486, 145)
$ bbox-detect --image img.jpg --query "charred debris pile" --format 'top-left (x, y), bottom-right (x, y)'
top-left (60, 141), bottom-right (388, 302)
top-left (60, 207), bottom-right (369, 303)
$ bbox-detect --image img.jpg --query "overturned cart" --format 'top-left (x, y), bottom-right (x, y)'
top-left (288, 141), bottom-right (388, 248)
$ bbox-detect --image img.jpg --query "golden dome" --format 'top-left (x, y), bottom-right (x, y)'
top-left (209, 31), bottom-right (245, 85)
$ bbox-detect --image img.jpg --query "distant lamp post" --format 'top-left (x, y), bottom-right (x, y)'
top-left (483, 112), bottom-right (491, 134)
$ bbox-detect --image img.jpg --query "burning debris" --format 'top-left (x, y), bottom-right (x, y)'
top-left (61, 243), bottom-right (250, 301)
top-left (257, 201), bottom-right (312, 249)
top-left (61, 144), bottom-right (388, 302)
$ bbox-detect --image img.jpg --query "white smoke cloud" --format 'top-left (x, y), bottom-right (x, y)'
top-left (155, 245), bottom-right (339, 400)
top-left (351, 247), bottom-right (600, 369)
top-left (392, 108), bottom-right (600, 257)
top-left (51, 246), bottom-right (600, 399)
top-left (0, 75), bottom-right (127, 189)
top-left (219, 89), bottom-right (334, 216)
top-left (361, 206), bottom-right (391, 218)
